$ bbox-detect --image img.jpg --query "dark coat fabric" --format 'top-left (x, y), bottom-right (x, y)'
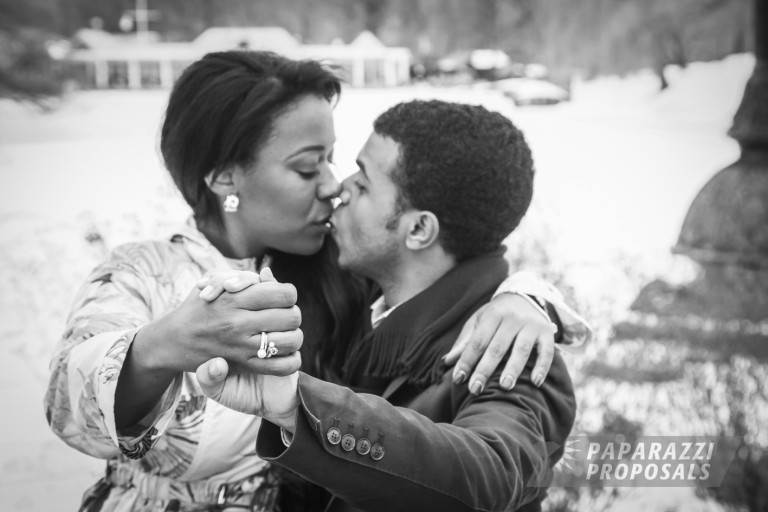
top-left (257, 252), bottom-right (576, 512)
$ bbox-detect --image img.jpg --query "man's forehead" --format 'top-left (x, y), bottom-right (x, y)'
top-left (358, 132), bottom-right (400, 178)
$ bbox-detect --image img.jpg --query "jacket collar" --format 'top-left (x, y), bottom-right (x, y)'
top-left (343, 249), bottom-right (509, 388)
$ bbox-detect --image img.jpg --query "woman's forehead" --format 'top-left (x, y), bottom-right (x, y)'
top-left (266, 96), bottom-right (335, 155)
top-left (276, 96), bottom-right (334, 134)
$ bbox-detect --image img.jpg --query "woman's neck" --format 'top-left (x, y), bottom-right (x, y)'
top-left (197, 216), bottom-right (265, 261)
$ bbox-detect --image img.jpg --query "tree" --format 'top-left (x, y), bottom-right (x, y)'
top-left (0, 0), bottom-right (64, 101)
top-left (360, 0), bottom-right (388, 33)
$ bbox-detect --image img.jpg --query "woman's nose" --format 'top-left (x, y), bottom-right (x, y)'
top-left (317, 169), bottom-right (342, 201)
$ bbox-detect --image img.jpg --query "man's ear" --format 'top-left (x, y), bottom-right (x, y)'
top-left (404, 211), bottom-right (440, 251)
top-left (204, 168), bottom-right (237, 197)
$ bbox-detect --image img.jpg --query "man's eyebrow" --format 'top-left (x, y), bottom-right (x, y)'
top-left (355, 160), bottom-right (369, 180)
top-left (285, 145), bottom-right (325, 160)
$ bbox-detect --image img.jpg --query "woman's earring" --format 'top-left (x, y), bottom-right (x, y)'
top-left (223, 193), bottom-right (239, 213)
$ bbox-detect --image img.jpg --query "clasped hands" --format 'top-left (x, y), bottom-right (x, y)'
top-left (190, 268), bottom-right (559, 433)
top-left (194, 267), bottom-right (303, 432)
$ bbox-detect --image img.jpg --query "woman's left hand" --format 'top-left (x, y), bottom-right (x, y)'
top-left (197, 269), bottom-right (263, 301)
top-left (443, 293), bottom-right (557, 395)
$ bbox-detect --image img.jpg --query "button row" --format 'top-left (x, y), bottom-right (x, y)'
top-left (326, 425), bottom-right (385, 460)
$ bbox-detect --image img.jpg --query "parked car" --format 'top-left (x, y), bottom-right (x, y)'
top-left (492, 77), bottom-right (570, 106)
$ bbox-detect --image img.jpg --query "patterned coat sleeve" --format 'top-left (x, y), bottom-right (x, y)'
top-left (44, 243), bottom-right (183, 459)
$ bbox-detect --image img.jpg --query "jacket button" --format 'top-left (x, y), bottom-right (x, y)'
top-left (326, 427), bottom-right (341, 445)
top-left (370, 443), bottom-right (385, 461)
top-left (356, 437), bottom-right (371, 456)
top-left (341, 434), bottom-right (356, 452)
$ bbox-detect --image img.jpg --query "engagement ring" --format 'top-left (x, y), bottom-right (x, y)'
top-left (257, 331), bottom-right (268, 359)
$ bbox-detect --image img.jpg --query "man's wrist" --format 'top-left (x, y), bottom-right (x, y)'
top-left (267, 408), bottom-right (297, 433)
top-left (264, 392), bottom-right (299, 434)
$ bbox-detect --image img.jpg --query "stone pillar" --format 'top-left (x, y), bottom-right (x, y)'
top-left (384, 58), bottom-right (397, 87)
top-left (352, 58), bottom-right (365, 87)
top-left (94, 60), bottom-right (108, 89)
top-left (616, 0), bottom-right (768, 354)
top-left (159, 60), bottom-right (174, 89)
top-left (585, 7), bottom-right (767, 510)
top-left (127, 60), bottom-right (141, 89)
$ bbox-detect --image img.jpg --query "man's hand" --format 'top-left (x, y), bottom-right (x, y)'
top-left (443, 293), bottom-right (557, 395)
top-left (196, 357), bottom-right (300, 432)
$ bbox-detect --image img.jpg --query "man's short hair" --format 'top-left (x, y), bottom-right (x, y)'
top-left (373, 100), bottom-right (534, 262)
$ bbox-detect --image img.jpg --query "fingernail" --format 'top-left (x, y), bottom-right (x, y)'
top-left (200, 285), bottom-right (213, 299)
top-left (500, 375), bottom-right (516, 389)
top-left (453, 369), bottom-right (467, 385)
top-left (470, 380), bottom-right (484, 395)
top-left (210, 359), bottom-right (224, 378)
top-left (532, 371), bottom-right (544, 387)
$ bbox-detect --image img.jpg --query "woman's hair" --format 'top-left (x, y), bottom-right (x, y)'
top-left (161, 50), bottom-right (366, 379)
top-left (271, 240), bottom-right (369, 381)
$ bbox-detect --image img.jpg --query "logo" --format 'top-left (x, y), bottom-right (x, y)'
top-left (535, 436), bottom-right (738, 488)
top-left (554, 438), bottom-right (581, 473)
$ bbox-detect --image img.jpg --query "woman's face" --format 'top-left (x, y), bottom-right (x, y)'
top-left (231, 94), bottom-right (339, 257)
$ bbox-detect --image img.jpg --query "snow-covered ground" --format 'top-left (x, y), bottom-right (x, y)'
top-left (0, 53), bottom-right (754, 511)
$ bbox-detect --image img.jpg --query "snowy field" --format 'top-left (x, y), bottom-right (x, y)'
top-left (0, 53), bottom-right (754, 511)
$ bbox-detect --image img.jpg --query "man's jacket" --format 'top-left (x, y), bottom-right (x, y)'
top-left (257, 252), bottom-right (576, 512)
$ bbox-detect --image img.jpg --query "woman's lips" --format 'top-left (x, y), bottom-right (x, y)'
top-left (313, 214), bottom-right (333, 231)
top-left (326, 214), bottom-right (338, 233)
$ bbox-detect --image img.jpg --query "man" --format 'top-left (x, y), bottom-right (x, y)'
top-left (198, 100), bottom-right (576, 511)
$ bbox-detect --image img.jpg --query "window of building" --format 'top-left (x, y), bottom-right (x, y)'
top-left (107, 61), bottom-right (129, 88)
top-left (140, 61), bottom-right (161, 88)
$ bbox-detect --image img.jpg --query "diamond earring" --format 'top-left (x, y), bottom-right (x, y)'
top-left (223, 193), bottom-right (239, 213)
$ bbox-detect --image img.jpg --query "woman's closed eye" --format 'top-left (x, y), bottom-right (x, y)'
top-left (295, 152), bottom-right (334, 179)
top-left (296, 168), bottom-right (320, 179)
top-left (292, 162), bottom-right (320, 178)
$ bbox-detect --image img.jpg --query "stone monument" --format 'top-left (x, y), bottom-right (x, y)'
top-left (616, 0), bottom-right (768, 358)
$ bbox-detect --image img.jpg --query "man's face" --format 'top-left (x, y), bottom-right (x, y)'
top-left (331, 132), bottom-right (405, 279)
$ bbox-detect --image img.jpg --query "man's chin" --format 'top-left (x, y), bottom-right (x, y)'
top-left (335, 252), bottom-right (352, 270)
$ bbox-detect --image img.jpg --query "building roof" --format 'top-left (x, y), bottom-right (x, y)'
top-left (72, 28), bottom-right (118, 49)
top-left (350, 31), bottom-right (385, 48)
top-left (66, 26), bottom-right (411, 66)
top-left (193, 26), bottom-right (299, 52)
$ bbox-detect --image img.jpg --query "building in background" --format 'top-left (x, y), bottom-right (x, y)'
top-left (64, 27), bottom-right (411, 89)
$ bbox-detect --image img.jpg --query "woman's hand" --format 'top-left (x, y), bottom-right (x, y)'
top-left (116, 267), bottom-right (302, 430)
top-left (135, 267), bottom-right (303, 376)
top-left (197, 268), bottom-right (264, 301)
top-left (443, 293), bottom-right (557, 395)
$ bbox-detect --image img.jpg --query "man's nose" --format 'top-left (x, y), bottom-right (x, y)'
top-left (335, 188), bottom-right (351, 208)
top-left (335, 176), bottom-right (356, 207)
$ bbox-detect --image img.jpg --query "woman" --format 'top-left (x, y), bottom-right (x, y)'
top-left (45, 51), bottom-right (588, 512)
